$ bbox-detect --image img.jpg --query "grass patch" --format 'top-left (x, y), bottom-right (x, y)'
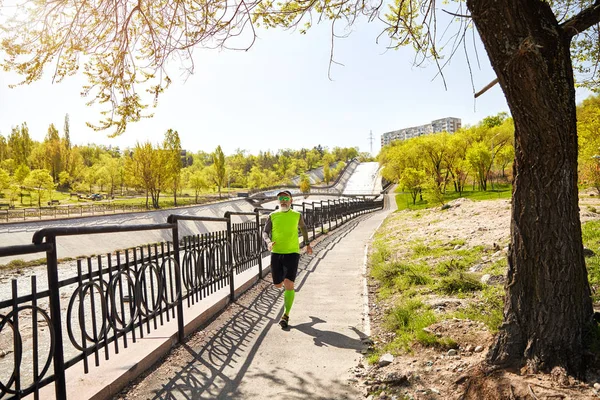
top-left (437, 271), bottom-right (483, 295)
top-left (0, 258), bottom-right (47, 270)
top-left (395, 185), bottom-right (512, 211)
top-left (435, 259), bottom-right (467, 276)
top-left (453, 285), bottom-right (504, 332)
top-left (582, 220), bottom-right (600, 303)
top-left (371, 261), bottom-right (432, 290)
top-left (384, 299), bottom-right (438, 352)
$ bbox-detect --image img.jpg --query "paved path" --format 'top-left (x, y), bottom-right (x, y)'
top-left (117, 193), bottom-right (396, 400)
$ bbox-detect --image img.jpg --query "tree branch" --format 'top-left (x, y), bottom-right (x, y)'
top-left (560, 1), bottom-right (600, 39)
top-left (475, 78), bottom-right (499, 98)
top-left (441, 9), bottom-right (471, 19)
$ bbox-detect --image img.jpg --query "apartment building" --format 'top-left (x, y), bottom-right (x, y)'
top-left (381, 117), bottom-right (462, 147)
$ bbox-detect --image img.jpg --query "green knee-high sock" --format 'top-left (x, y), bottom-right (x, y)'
top-left (284, 289), bottom-right (295, 316)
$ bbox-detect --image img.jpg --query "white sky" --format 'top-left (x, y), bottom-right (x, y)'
top-left (0, 14), bottom-right (592, 156)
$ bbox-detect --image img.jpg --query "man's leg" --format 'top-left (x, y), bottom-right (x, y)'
top-left (279, 254), bottom-right (299, 328)
top-left (283, 278), bottom-right (295, 316)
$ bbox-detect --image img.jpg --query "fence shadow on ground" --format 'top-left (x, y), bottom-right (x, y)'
top-left (131, 216), bottom-right (370, 400)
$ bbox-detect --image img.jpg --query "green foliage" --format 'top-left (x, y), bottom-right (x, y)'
top-left (211, 145), bottom-right (227, 198)
top-left (399, 168), bottom-right (427, 205)
top-left (0, 258), bottom-right (47, 270)
top-left (582, 220), bottom-right (600, 304)
top-left (394, 185), bottom-right (512, 211)
top-left (299, 173), bottom-right (311, 193)
top-left (383, 299), bottom-right (457, 353)
top-left (453, 286), bottom-right (504, 332)
top-left (24, 169), bottom-right (54, 207)
top-left (437, 271), bottom-right (483, 295)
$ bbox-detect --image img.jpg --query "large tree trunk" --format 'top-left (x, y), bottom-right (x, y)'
top-left (467, 0), bottom-right (594, 376)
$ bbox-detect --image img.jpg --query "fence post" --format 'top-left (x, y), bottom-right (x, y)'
top-left (327, 200), bottom-right (332, 232)
top-left (45, 235), bottom-right (67, 400)
top-left (168, 217), bottom-right (185, 343)
top-left (255, 212), bottom-right (262, 278)
top-left (225, 212), bottom-right (235, 302)
top-left (311, 202), bottom-right (316, 239)
top-left (320, 201), bottom-right (325, 234)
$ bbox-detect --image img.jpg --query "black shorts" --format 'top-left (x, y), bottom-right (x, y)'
top-left (271, 253), bottom-right (300, 285)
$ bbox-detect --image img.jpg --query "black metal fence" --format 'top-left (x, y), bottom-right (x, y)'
top-left (0, 197), bottom-right (383, 399)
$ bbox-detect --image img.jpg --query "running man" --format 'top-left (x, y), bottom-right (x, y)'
top-left (262, 190), bottom-right (313, 328)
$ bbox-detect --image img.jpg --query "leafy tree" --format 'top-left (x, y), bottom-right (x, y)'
top-left (14, 164), bottom-right (30, 204)
top-left (58, 171), bottom-right (72, 191)
top-left (126, 142), bottom-right (170, 208)
top-left (8, 124), bottom-right (33, 167)
top-left (496, 145), bottom-right (515, 179)
top-left (82, 166), bottom-right (99, 194)
top-left (44, 123), bottom-right (63, 182)
top-left (323, 163), bottom-right (332, 185)
top-left (164, 129), bottom-right (183, 205)
top-left (211, 146), bottom-right (227, 198)
top-left (418, 134), bottom-right (449, 193)
top-left (583, 160), bottom-right (600, 195)
top-left (399, 168), bottom-right (427, 205)
top-left (0, 168), bottom-right (10, 195)
top-left (247, 166), bottom-right (266, 190)
top-left (0, 135), bottom-right (7, 162)
top-left (62, 114), bottom-right (73, 176)
top-left (28, 142), bottom-right (47, 170)
top-left (4, 0), bottom-right (600, 375)
top-left (444, 130), bottom-right (471, 195)
top-left (481, 112), bottom-right (509, 128)
top-left (6, 184), bottom-right (19, 208)
top-left (24, 169), bottom-right (54, 207)
top-left (1, 159), bottom-right (16, 176)
top-left (305, 149), bottom-right (321, 170)
top-left (466, 142), bottom-right (493, 191)
top-left (299, 173), bottom-right (311, 193)
top-left (97, 155), bottom-right (122, 198)
top-left (189, 170), bottom-right (209, 203)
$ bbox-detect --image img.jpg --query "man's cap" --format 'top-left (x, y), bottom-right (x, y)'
top-left (276, 190), bottom-right (292, 197)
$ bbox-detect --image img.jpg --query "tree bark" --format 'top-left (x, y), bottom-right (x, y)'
top-left (467, 0), bottom-right (594, 375)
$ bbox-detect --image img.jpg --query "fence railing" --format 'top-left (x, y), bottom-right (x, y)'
top-left (0, 196), bottom-right (384, 400)
top-left (0, 204), bottom-right (149, 223)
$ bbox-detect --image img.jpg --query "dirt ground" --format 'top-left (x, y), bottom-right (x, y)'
top-left (350, 193), bottom-right (600, 400)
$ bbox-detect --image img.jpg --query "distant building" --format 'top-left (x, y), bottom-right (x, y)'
top-left (381, 117), bottom-right (462, 147)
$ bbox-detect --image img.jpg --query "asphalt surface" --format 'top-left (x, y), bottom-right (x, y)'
top-left (117, 192), bottom-right (396, 400)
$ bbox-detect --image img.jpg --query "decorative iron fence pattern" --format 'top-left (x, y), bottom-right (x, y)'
top-left (0, 197), bottom-right (384, 399)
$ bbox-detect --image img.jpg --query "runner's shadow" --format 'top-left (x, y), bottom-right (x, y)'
top-left (293, 316), bottom-right (366, 352)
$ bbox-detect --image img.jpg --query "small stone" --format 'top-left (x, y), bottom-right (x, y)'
top-left (474, 346), bottom-right (484, 353)
top-left (593, 383), bottom-right (600, 390)
top-left (447, 349), bottom-right (458, 356)
top-left (431, 388), bottom-right (440, 394)
top-left (379, 353), bottom-right (394, 367)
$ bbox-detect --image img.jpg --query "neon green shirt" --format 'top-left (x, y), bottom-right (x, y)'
top-left (270, 209), bottom-right (301, 254)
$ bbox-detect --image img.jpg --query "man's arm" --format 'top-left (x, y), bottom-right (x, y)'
top-left (262, 215), bottom-right (273, 248)
top-left (299, 214), bottom-right (311, 248)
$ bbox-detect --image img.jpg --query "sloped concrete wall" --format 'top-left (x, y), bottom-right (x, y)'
top-left (0, 198), bottom-right (257, 264)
